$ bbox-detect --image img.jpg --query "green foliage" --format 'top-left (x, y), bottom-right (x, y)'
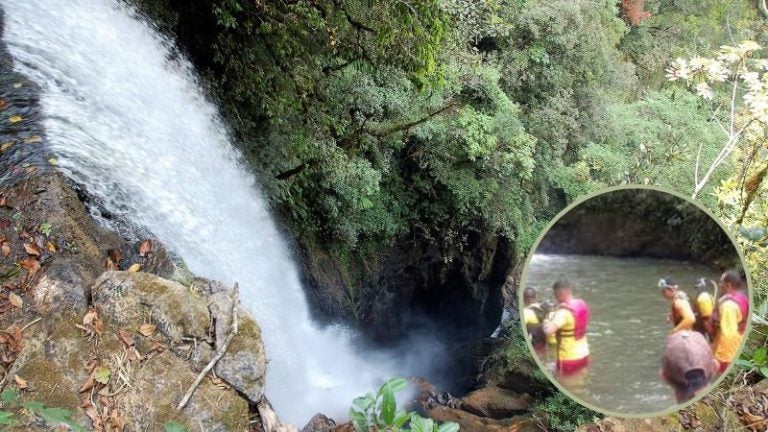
top-left (0, 389), bottom-right (84, 432)
top-left (532, 391), bottom-right (599, 432)
top-left (164, 421), bottom-right (188, 432)
top-left (350, 378), bottom-right (459, 432)
top-left (736, 346), bottom-right (768, 378)
top-left (94, 366), bottom-right (111, 385)
top-left (39, 222), bottom-right (52, 237)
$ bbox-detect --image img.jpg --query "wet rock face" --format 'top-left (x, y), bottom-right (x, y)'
top-left (370, 231), bottom-right (510, 344)
top-left (536, 189), bottom-right (739, 266)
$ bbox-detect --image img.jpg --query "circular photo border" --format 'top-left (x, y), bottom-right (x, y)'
top-left (518, 184), bottom-right (754, 419)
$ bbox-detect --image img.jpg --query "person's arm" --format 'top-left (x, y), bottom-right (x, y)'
top-left (671, 300), bottom-right (696, 333)
top-left (543, 309), bottom-right (566, 336)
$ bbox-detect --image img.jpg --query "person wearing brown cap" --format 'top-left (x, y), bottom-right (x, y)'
top-left (661, 330), bottom-right (718, 403)
top-left (710, 270), bottom-right (749, 373)
top-left (659, 277), bottom-right (696, 334)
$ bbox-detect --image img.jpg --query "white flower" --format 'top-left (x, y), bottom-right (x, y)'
top-left (738, 40), bottom-right (761, 53)
top-left (666, 58), bottom-right (690, 81)
top-left (744, 91), bottom-right (768, 124)
top-left (718, 46), bottom-right (741, 64)
top-left (689, 56), bottom-right (709, 73)
top-left (741, 71), bottom-right (763, 91)
top-left (705, 60), bottom-right (729, 82)
top-left (695, 82), bottom-right (714, 100)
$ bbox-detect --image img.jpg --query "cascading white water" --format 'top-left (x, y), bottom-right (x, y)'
top-left (0, 0), bottom-right (407, 423)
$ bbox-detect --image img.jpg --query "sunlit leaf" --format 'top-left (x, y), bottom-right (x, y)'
top-left (23, 242), bottom-right (41, 257)
top-left (94, 366), bottom-right (111, 385)
top-left (13, 375), bottom-right (26, 390)
top-left (139, 323), bottom-right (156, 337)
top-left (8, 293), bottom-right (22, 309)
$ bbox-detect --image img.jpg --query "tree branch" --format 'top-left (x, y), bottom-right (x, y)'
top-left (366, 100), bottom-right (460, 137)
top-left (177, 283), bottom-right (239, 410)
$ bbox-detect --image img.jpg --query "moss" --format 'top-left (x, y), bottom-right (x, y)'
top-left (17, 357), bottom-right (80, 411)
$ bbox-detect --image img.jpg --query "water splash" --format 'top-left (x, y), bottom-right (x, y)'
top-left (0, 0), bottom-right (409, 423)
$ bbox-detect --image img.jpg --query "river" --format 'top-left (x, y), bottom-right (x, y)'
top-left (525, 254), bottom-right (720, 414)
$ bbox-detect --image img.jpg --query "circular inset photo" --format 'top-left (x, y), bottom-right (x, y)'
top-left (519, 186), bottom-right (751, 417)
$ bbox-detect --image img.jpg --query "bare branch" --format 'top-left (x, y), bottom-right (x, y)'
top-left (177, 283), bottom-right (240, 410)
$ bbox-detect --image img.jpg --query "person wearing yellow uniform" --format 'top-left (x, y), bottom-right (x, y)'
top-left (711, 270), bottom-right (749, 373)
top-left (543, 279), bottom-right (590, 375)
top-left (523, 287), bottom-right (556, 357)
top-left (659, 277), bottom-right (695, 334)
top-left (693, 278), bottom-right (715, 336)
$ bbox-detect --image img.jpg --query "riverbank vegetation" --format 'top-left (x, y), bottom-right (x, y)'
top-left (133, 0), bottom-right (765, 287)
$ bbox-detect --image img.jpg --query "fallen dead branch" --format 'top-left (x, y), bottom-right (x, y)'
top-left (177, 282), bottom-right (239, 410)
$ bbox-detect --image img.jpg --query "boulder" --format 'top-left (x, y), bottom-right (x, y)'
top-left (302, 413), bottom-right (337, 432)
top-left (92, 271), bottom-right (267, 402)
top-left (460, 386), bottom-right (531, 419)
top-left (426, 406), bottom-right (538, 432)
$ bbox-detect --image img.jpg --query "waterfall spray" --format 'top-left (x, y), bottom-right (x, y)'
top-left (0, 0), bottom-right (416, 423)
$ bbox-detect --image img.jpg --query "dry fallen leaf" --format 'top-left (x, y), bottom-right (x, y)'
top-left (105, 258), bottom-right (118, 271)
top-left (0, 142), bottom-right (11, 153)
top-left (127, 263), bottom-right (141, 273)
top-left (117, 329), bottom-right (134, 347)
top-left (78, 309), bottom-right (104, 338)
top-left (8, 115), bottom-right (21, 124)
top-left (48, 158), bottom-right (59, 166)
top-left (138, 239), bottom-right (152, 257)
top-left (109, 409), bottom-right (126, 432)
top-left (23, 242), bottom-right (40, 257)
top-left (14, 374), bottom-right (27, 389)
top-left (8, 293), bottom-right (22, 309)
top-left (1, 239), bottom-right (9, 258)
top-left (19, 258), bottom-right (40, 276)
top-left (138, 323), bottom-right (156, 337)
top-left (46, 241), bottom-right (56, 253)
top-left (24, 135), bottom-right (42, 144)
top-left (0, 195), bottom-right (6, 207)
top-left (83, 308), bottom-right (98, 326)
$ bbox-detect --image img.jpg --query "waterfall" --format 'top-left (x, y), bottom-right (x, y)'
top-left (0, 0), bottom-right (406, 423)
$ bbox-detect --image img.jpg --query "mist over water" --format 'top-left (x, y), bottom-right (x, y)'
top-left (0, 0), bottom-right (445, 422)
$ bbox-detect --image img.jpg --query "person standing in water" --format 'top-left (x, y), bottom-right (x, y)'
top-left (693, 278), bottom-right (715, 336)
top-left (523, 287), bottom-right (548, 356)
top-left (543, 279), bottom-right (590, 375)
top-left (659, 277), bottom-right (696, 334)
top-left (710, 270), bottom-right (749, 373)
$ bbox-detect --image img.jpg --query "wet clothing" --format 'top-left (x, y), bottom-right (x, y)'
top-left (524, 304), bottom-right (546, 351)
top-left (525, 303), bottom-right (555, 353)
top-left (712, 291), bottom-right (749, 365)
top-left (548, 299), bottom-right (590, 373)
top-left (556, 357), bottom-right (590, 375)
top-left (669, 291), bottom-right (696, 333)
top-left (694, 291), bottom-right (715, 335)
top-left (696, 291), bottom-right (714, 318)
